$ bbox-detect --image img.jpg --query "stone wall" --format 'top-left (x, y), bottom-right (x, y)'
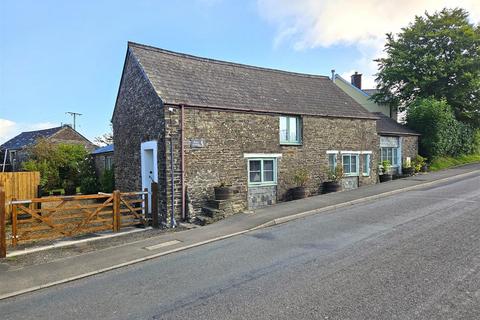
top-left (166, 107), bottom-right (379, 218)
top-left (93, 152), bottom-right (113, 177)
top-left (112, 51), bottom-right (168, 222)
top-left (402, 136), bottom-right (419, 163)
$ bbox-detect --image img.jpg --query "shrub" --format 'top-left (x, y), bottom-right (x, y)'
top-left (100, 168), bottom-right (115, 193)
top-left (406, 98), bottom-right (478, 159)
top-left (79, 155), bottom-right (99, 194)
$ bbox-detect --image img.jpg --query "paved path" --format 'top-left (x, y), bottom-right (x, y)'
top-left (0, 165), bottom-right (479, 319)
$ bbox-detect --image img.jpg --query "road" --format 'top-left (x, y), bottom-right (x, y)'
top-left (1, 172), bottom-right (480, 319)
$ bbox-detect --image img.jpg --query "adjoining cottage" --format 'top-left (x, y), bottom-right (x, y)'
top-left (113, 42), bottom-right (381, 224)
top-left (92, 144), bottom-right (114, 177)
top-left (333, 72), bottom-right (420, 174)
top-left (0, 125), bottom-right (96, 172)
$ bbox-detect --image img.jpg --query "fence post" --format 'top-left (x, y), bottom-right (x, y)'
top-left (11, 198), bottom-right (17, 247)
top-left (113, 190), bottom-right (120, 232)
top-left (0, 186), bottom-right (6, 258)
top-left (151, 182), bottom-right (159, 229)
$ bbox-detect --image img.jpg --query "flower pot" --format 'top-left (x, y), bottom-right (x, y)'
top-left (214, 186), bottom-right (232, 200)
top-left (323, 181), bottom-right (342, 193)
top-left (379, 174), bottom-right (393, 182)
top-left (291, 186), bottom-right (307, 200)
top-left (403, 167), bottom-right (414, 176)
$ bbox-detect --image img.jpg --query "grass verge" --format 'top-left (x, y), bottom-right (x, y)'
top-left (429, 153), bottom-right (480, 171)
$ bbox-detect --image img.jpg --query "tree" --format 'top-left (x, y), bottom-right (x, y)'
top-left (22, 139), bottom-right (89, 192)
top-left (374, 8), bottom-right (480, 126)
top-left (94, 124), bottom-right (113, 146)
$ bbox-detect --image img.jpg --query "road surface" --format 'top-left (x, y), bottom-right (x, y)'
top-left (1, 172), bottom-right (479, 319)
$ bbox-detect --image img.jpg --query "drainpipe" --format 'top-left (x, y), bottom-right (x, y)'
top-left (180, 104), bottom-right (186, 221)
top-left (170, 134), bottom-right (176, 228)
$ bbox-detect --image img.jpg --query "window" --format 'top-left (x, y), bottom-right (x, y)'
top-left (362, 154), bottom-right (371, 176)
top-left (280, 116), bottom-right (302, 144)
top-left (328, 153), bottom-right (337, 172)
top-left (380, 147), bottom-right (398, 166)
top-left (342, 154), bottom-right (359, 176)
top-left (105, 156), bottom-right (113, 170)
top-left (248, 159), bottom-right (277, 185)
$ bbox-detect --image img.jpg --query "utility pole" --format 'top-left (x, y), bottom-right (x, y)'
top-left (66, 111), bottom-right (82, 130)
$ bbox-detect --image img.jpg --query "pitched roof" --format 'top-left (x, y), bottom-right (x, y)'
top-left (363, 89), bottom-right (379, 96)
top-left (374, 113), bottom-right (420, 136)
top-left (92, 144), bottom-right (114, 155)
top-left (128, 42), bottom-right (377, 120)
top-left (1, 126), bottom-right (64, 150)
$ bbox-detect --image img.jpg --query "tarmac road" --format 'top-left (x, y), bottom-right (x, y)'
top-left (1, 172), bottom-right (479, 320)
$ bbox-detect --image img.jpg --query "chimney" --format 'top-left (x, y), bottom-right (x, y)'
top-left (351, 71), bottom-right (362, 89)
top-left (331, 69), bottom-right (335, 82)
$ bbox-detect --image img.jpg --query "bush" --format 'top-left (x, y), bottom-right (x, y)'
top-left (406, 98), bottom-right (478, 159)
top-left (79, 156), bottom-right (99, 194)
top-left (100, 168), bottom-right (115, 193)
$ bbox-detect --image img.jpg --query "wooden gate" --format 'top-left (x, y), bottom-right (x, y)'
top-left (5, 190), bottom-right (148, 249)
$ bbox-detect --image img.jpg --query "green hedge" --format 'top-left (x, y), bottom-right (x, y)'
top-left (406, 98), bottom-right (479, 159)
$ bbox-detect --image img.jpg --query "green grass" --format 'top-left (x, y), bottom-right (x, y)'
top-left (429, 153), bottom-right (480, 171)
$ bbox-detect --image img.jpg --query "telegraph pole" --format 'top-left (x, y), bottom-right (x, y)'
top-left (66, 112), bottom-right (82, 130)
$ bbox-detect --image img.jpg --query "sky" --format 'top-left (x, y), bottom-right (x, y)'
top-left (1, 0), bottom-right (479, 145)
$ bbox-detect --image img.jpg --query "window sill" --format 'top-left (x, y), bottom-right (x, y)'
top-left (280, 142), bottom-right (302, 146)
top-left (248, 183), bottom-right (277, 187)
top-left (344, 173), bottom-right (359, 177)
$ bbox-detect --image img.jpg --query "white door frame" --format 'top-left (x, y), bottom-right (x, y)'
top-left (141, 140), bottom-right (158, 213)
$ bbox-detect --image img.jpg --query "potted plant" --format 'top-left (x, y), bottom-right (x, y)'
top-left (402, 165), bottom-right (414, 176)
top-left (323, 166), bottom-right (343, 193)
top-left (412, 155), bottom-right (427, 173)
top-left (379, 160), bottom-right (393, 182)
top-left (214, 181), bottom-right (232, 200)
top-left (290, 169), bottom-right (309, 200)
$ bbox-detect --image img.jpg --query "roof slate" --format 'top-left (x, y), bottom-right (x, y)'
top-left (92, 144), bottom-right (114, 154)
top-left (1, 127), bottom-right (64, 150)
top-left (374, 113), bottom-right (420, 136)
top-left (128, 42), bottom-right (377, 120)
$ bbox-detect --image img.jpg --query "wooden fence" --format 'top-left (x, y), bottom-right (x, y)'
top-left (0, 185), bottom-right (159, 258)
top-left (0, 172), bottom-right (40, 219)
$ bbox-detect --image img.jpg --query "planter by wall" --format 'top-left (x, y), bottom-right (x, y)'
top-left (214, 186), bottom-right (232, 200)
top-left (323, 181), bottom-right (342, 193)
top-left (291, 186), bottom-right (307, 200)
top-left (379, 174), bottom-right (393, 182)
top-left (403, 167), bottom-right (414, 176)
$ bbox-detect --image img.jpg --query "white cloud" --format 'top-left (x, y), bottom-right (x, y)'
top-left (0, 119), bottom-right (58, 145)
top-left (257, 0), bottom-right (480, 87)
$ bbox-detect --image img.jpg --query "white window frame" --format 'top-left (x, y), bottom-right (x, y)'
top-left (380, 147), bottom-right (399, 167)
top-left (361, 153), bottom-right (371, 176)
top-left (327, 151), bottom-right (337, 172)
top-left (342, 153), bottom-right (360, 177)
top-left (279, 116), bottom-right (302, 145)
top-left (247, 158), bottom-right (278, 186)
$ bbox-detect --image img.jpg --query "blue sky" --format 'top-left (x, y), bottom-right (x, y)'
top-left (1, 0), bottom-right (478, 144)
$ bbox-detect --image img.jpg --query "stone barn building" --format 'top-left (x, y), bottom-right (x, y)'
top-left (112, 42), bottom-right (382, 225)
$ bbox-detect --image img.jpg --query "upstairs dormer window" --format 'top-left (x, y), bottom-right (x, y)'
top-left (279, 116), bottom-right (302, 145)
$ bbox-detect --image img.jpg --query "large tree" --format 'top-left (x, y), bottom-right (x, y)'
top-left (373, 8), bottom-right (480, 126)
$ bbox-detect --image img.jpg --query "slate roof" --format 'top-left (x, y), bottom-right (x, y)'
top-left (128, 42), bottom-right (377, 120)
top-left (1, 126), bottom-right (64, 150)
top-left (374, 113), bottom-right (420, 136)
top-left (92, 144), bottom-right (114, 155)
